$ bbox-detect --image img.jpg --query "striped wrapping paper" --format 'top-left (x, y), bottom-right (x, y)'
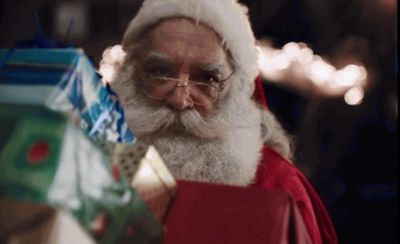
top-left (0, 48), bottom-right (135, 144)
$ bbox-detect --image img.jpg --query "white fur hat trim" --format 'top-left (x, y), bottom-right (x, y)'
top-left (122, 0), bottom-right (259, 96)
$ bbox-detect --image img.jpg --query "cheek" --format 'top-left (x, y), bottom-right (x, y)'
top-left (195, 105), bottom-right (215, 117)
top-left (195, 102), bottom-right (214, 116)
top-left (147, 83), bottom-right (176, 98)
top-left (187, 88), bottom-right (214, 115)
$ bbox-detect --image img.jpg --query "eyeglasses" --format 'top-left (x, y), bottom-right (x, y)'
top-left (141, 72), bottom-right (233, 106)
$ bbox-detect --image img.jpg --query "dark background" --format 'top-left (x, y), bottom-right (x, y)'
top-left (0, 0), bottom-right (397, 243)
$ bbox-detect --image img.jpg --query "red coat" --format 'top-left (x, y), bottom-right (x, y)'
top-left (164, 77), bottom-right (337, 243)
top-left (252, 76), bottom-right (338, 244)
top-left (253, 146), bottom-right (338, 244)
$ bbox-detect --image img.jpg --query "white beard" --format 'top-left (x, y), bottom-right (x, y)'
top-left (111, 65), bottom-right (263, 186)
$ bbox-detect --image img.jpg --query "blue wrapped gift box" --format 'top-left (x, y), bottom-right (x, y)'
top-left (0, 48), bottom-right (134, 144)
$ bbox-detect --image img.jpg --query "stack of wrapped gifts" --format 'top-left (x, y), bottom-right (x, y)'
top-left (0, 49), bottom-right (310, 244)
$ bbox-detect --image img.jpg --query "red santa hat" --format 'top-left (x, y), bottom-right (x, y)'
top-left (122, 0), bottom-right (259, 97)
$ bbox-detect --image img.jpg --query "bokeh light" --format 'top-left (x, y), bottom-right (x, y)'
top-left (344, 86), bottom-right (364, 105)
top-left (257, 41), bottom-right (369, 104)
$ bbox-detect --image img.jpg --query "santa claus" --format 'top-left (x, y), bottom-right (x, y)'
top-left (110, 0), bottom-right (337, 243)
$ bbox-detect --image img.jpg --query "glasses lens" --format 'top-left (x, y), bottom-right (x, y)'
top-left (189, 83), bottom-right (219, 105)
top-left (143, 77), bottom-right (176, 99)
top-left (142, 76), bottom-right (220, 105)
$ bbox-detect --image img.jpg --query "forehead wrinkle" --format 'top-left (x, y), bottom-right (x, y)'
top-left (143, 18), bottom-right (233, 75)
top-left (149, 18), bottom-right (223, 50)
top-left (155, 29), bottom-right (221, 49)
top-left (150, 39), bottom-right (223, 68)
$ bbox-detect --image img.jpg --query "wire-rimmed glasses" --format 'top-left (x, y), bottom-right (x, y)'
top-left (141, 72), bottom-right (233, 106)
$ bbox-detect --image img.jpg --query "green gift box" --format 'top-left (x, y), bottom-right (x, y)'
top-left (0, 103), bottom-right (163, 244)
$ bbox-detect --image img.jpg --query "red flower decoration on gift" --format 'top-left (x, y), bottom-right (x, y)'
top-left (27, 141), bottom-right (50, 164)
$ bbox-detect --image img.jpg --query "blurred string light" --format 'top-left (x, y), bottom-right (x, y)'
top-left (257, 41), bottom-right (368, 106)
top-left (98, 45), bottom-right (126, 83)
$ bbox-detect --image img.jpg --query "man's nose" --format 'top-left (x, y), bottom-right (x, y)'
top-left (166, 75), bottom-right (194, 110)
top-left (166, 86), bottom-right (193, 110)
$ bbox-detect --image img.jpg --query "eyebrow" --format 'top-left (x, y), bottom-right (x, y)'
top-left (144, 52), bottom-right (230, 77)
top-left (145, 52), bottom-right (175, 66)
top-left (191, 63), bottom-right (230, 78)
top-left (196, 63), bottom-right (225, 72)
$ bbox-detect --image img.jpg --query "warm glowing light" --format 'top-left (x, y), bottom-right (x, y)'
top-left (358, 65), bottom-right (368, 81)
top-left (109, 45), bottom-right (125, 61)
top-left (309, 58), bottom-right (335, 85)
top-left (257, 41), bottom-right (368, 97)
top-left (272, 52), bottom-right (290, 70)
top-left (99, 45), bottom-right (126, 83)
top-left (99, 63), bottom-right (114, 82)
top-left (344, 86), bottom-right (364, 105)
top-left (298, 47), bottom-right (314, 64)
top-left (257, 46), bottom-right (288, 80)
top-left (282, 42), bottom-right (301, 60)
top-left (334, 64), bottom-right (366, 87)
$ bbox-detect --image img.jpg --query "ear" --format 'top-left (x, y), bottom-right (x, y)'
top-left (252, 75), bottom-right (268, 109)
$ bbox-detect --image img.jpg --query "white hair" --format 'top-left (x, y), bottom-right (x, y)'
top-left (260, 109), bottom-right (293, 161)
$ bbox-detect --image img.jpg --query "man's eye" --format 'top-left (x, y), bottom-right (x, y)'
top-left (144, 64), bottom-right (172, 77)
top-left (149, 67), bottom-right (170, 77)
top-left (194, 73), bottom-right (221, 83)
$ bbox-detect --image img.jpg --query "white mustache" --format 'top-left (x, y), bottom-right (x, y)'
top-left (124, 104), bottom-right (227, 139)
